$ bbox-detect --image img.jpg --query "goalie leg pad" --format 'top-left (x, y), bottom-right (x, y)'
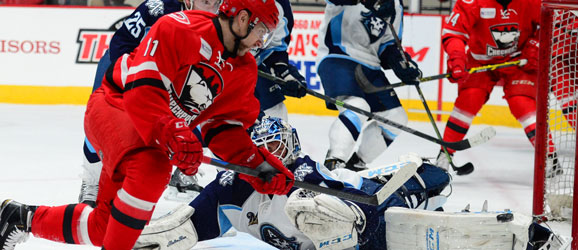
top-left (134, 204), bottom-right (198, 250)
top-left (384, 207), bottom-right (532, 250)
top-left (284, 189), bottom-right (365, 250)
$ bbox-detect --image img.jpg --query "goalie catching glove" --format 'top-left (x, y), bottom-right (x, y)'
top-left (269, 62), bottom-right (308, 98)
top-left (284, 188), bottom-right (366, 250)
top-left (155, 116), bottom-right (203, 175)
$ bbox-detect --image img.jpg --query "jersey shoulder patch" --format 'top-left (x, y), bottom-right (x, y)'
top-left (145, 0), bottom-right (165, 16)
top-left (199, 38), bottom-right (212, 60)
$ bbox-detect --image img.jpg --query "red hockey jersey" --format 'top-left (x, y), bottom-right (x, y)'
top-left (442, 0), bottom-right (540, 63)
top-left (103, 10), bottom-right (264, 167)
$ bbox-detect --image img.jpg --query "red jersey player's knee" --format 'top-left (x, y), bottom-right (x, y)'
top-left (453, 88), bottom-right (489, 115)
top-left (506, 95), bottom-right (537, 119)
top-left (503, 79), bottom-right (537, 100)
top-left (120, 148), bottom-right (172, 202)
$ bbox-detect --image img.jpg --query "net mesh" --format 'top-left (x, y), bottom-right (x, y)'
top-left (543, 8), bottom-right (578, 220)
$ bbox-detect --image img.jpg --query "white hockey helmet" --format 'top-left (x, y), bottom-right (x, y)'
top-left (251, 116), bottom-right (301, 166)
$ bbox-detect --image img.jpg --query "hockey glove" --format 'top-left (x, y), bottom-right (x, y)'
top-left (520, 38), bottom-right (539, 73)
top-left (284, 188), bottom-right (366, 250)
top-left (157, 116), bottom-right (203, 175)
top-left (239, 146), bottom-right (295, 195)
top-left (387, 50), bottom-right (422, 86)
top-left (447, 51), bottom-right (469, 84)
top-left (361, 0), bottom-right (395, 19)
top-left (270, 62), bottom-right (308, 98)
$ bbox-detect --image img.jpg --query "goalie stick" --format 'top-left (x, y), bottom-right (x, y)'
top-left (201, 156), bottom-right (418, 206)
top-left (258, 70), bottom-right (496, 151)
top-left (386, 21), bottom-right (474, 176)
top-left (382, 59), bottom-right (527, 90)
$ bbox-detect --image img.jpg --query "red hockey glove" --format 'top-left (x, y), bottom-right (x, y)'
top-left (157, 116), bottom-right (203, 175)
top-left (447, 51), bottom-right (468, 84)
top-left (520, 38), bottom-right (539, 73)
top-left (239, 147), bottom-right (295, 195)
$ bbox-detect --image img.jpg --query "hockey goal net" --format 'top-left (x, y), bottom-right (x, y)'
top-left (533, 0), bottom-right (578, 247)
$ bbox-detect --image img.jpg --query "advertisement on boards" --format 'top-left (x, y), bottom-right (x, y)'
top-left (0, 6), bottom-right (516, 126)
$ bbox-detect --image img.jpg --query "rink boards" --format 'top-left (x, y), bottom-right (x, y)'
top-left (0, 6), bottom-right (522, 127)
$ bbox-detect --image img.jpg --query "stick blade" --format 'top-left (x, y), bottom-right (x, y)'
top-left (454, 162), bottom-right (474, 176)
top-left (375, 162), bottom-right (418, 205)
top-left (466, 127), bottom-right (496, 148)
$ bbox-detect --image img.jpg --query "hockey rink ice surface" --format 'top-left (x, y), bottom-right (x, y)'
top-left (0, 104), bottom-right (572, 249)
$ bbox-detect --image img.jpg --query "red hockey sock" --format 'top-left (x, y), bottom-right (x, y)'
top-left (507, 96), bottom-right (538, 144)
top-left (443, 88), bottom-right (487, 153)
top-left (101, 149), bottom-right (171, 250)
top-left (31, 203), bottom-right (93, 245)
top-left (102, 190), bottom-right (155, 250)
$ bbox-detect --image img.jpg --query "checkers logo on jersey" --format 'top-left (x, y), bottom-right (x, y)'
top-left (487, 23), bottom-right (519, 57)
top-left (179, 62), bottom-right (224, 113)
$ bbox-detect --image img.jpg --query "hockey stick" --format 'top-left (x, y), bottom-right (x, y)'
top-left (201, 156), bottom-right (418, 206)
top-left (386, 22), bottom-right (474, 175)
top-left (383, 59), bottom-right (527, 90)
top-left (258, 70), bottom-right (496, 151)
top-left (357, 153), bottom-right (423, 178)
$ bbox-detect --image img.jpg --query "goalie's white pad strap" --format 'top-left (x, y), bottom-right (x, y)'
top-left (415, 195), bottom-right (447, 211)
top-left (134, 204), bottom-right (198, 250)
top-left (384, 207), bottom-right (531, 250)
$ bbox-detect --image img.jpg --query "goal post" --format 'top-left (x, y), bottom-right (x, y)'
top-left (533, 0), bottom-right (578, 248)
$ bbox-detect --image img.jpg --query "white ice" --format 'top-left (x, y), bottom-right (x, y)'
top-left (0, 104), bottom-right (571, 249)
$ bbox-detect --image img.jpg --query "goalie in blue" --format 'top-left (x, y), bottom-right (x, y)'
top-left (133, 117), bottom-right (451, 249)
top-left (132, 117), bottom-right (566, 250)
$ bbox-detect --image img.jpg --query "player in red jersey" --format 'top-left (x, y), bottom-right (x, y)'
top-left (0, 0), bottom-right (295, 249)
top-left (435, 0), bottom-right (557, 170)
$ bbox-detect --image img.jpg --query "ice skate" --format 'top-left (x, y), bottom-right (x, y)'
top-left (344, 153), bottom-right (367, 171)
top-left (435, 150), bottom-right (452, 171)
top-left (165, 168), bottom-right (204, 202)
top-left (78, 159), bottom-right (102, 208)
top-left (324, 158), bottom-right (346, 171)
top-left (0, 200), bottom-right (37, 250)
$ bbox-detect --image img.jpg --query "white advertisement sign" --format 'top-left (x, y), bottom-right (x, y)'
top-left (287, 12), bottom-right (443, 100)
top-left (0, 6), bottom-right (132, 86)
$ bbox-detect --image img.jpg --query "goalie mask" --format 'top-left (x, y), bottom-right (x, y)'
top-left (251, 117), bottom-right (301, 166)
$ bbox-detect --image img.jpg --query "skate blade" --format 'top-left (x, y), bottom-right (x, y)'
top-left (163, 186), bottom-right (201, 203)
